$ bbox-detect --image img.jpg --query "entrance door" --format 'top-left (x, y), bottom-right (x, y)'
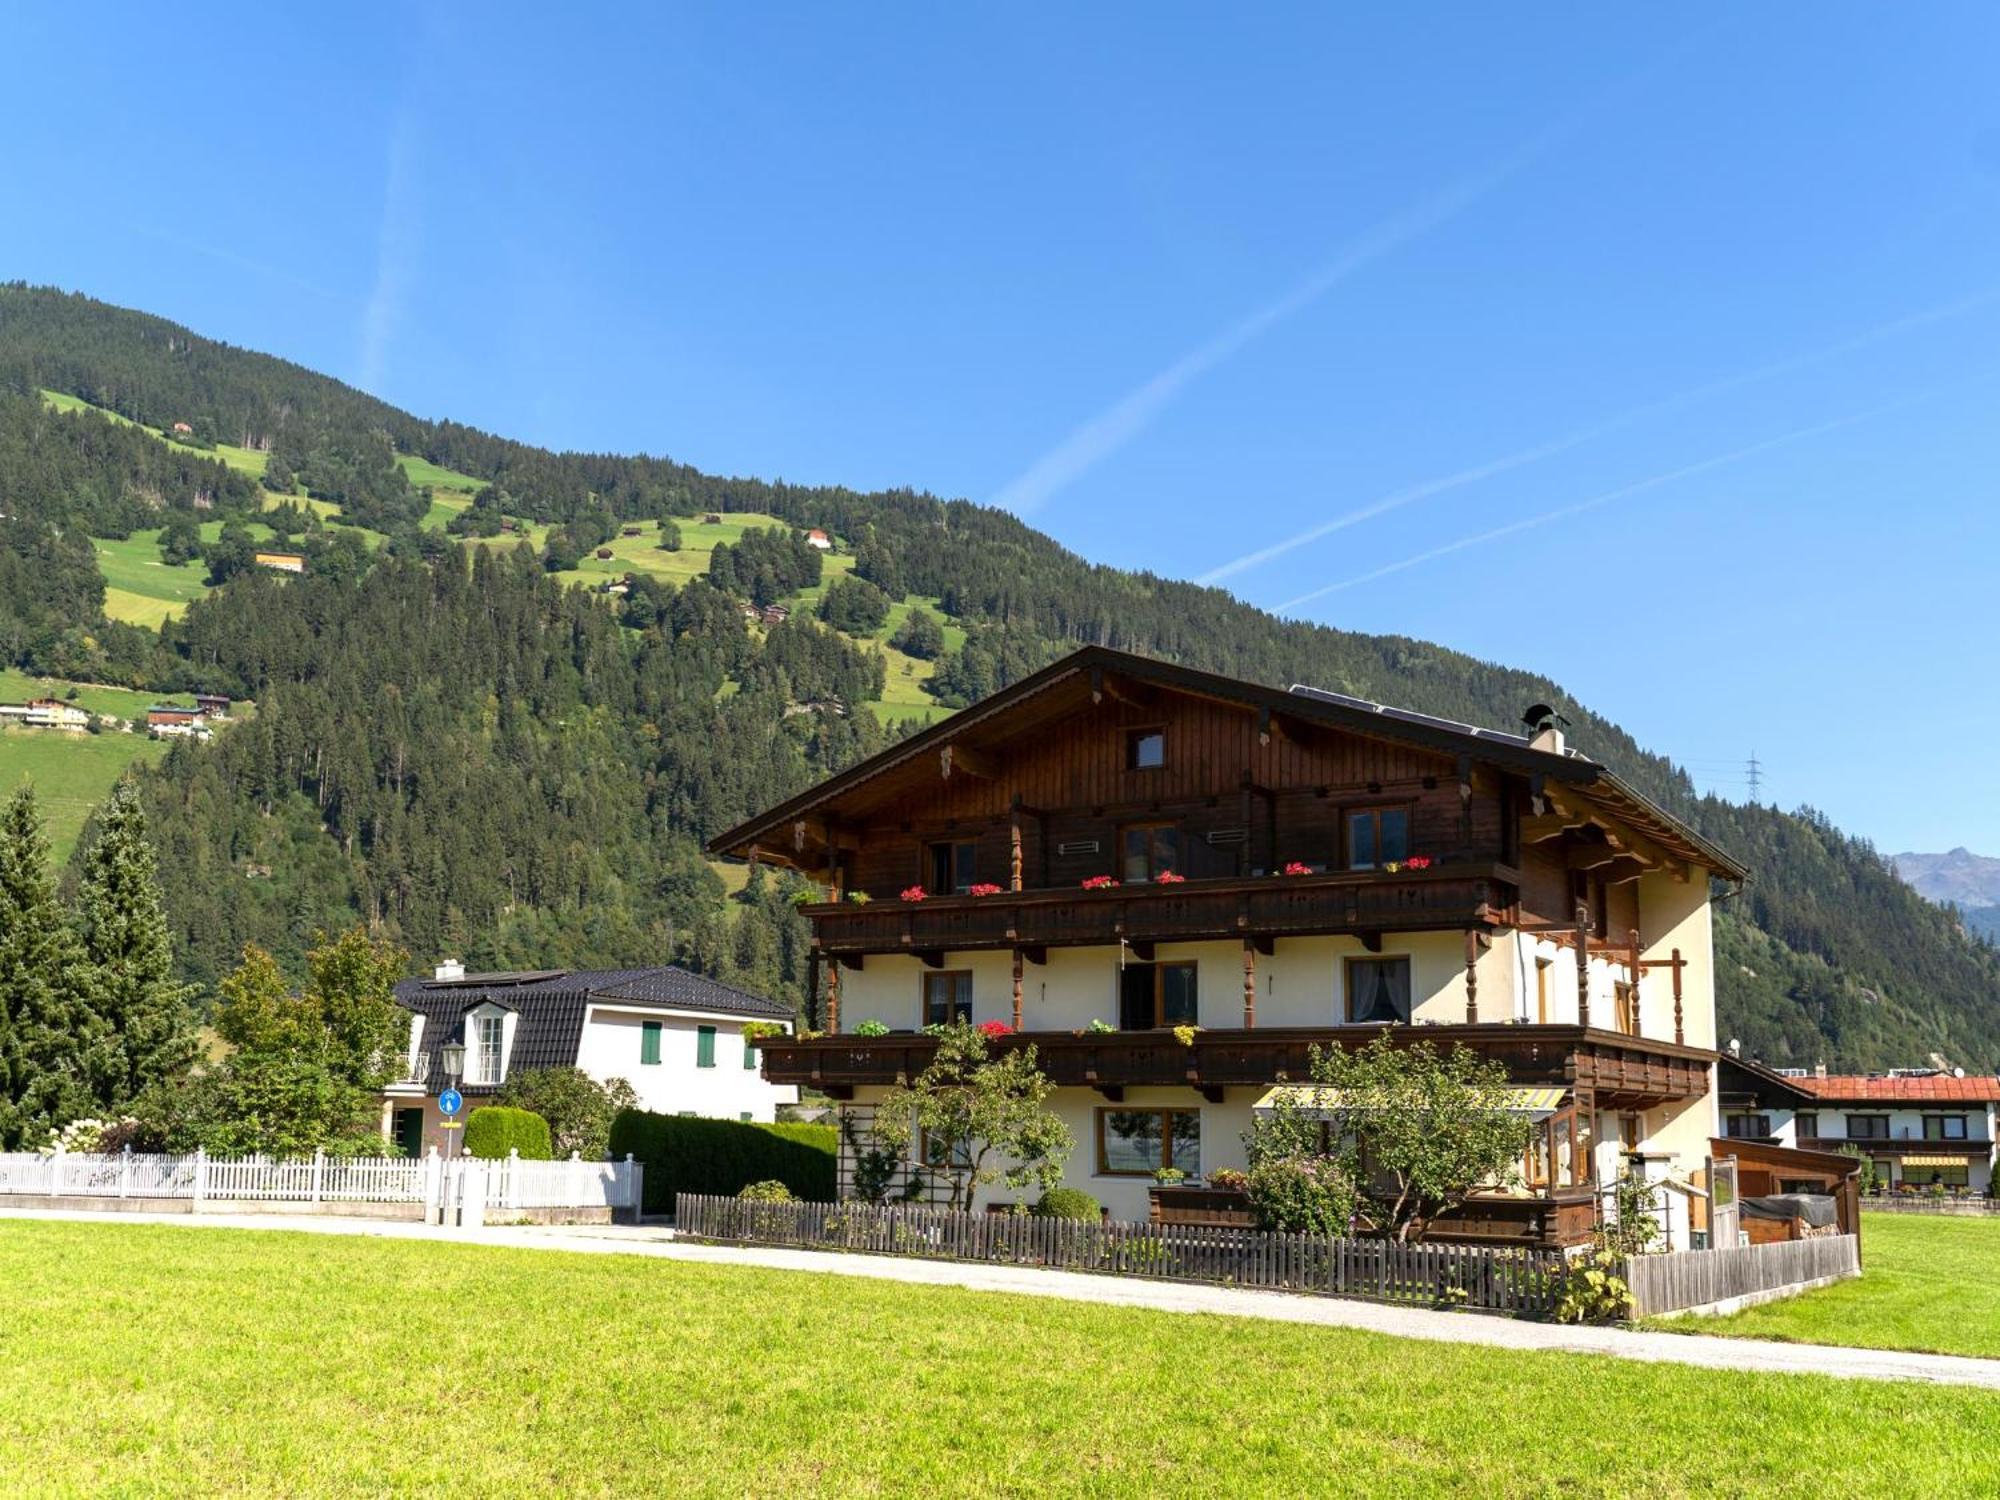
top-left (394, 1107), bottom-right (426, 1158)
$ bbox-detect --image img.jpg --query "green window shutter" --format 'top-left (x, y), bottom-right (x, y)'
top-left (697, 1025), bottom-right (716, 1068)
top-left (743, 1037), bottom-right (758, 1070)
top-left (640, 1021), bottom-right (662, 1066)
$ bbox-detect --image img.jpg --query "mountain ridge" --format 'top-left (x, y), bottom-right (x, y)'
top-left (2, 282), bottom-right (1997, 1071)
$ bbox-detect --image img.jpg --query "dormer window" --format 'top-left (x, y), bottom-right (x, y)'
top-left (470, 1012), bottom-right (505, 1084)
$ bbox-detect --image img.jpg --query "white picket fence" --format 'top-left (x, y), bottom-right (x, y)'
top-left (0, 1148), bottom-right (640, 1220)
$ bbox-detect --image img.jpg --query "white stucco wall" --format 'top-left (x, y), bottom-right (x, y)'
top-left (573, 1006), bottom-right (798, 1121)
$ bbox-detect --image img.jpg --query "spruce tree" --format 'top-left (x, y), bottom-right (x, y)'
top-left (74, 779), bottom-right (198, 1111)
top-left (0, 785), bottom-right (95, 1146)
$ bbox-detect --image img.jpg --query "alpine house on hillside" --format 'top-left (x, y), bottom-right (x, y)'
top-left (378, 964), bottom-right (797, 1156)
top-left (712, 646), bottom-right (1749, 1247)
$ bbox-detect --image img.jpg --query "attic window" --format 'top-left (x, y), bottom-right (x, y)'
top-left (1126, 729), bottom-right (1165, 770)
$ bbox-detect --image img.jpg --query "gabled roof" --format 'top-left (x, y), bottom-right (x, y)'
top-left (708, 645), bottom-right (1746, 879)
top-left (1717, 1053), bottom-right (1824, 1105)
top-left (392, 966), bottom-right (790, 1093)
top-left (1804, 1075), bottom-right (2000, 1103)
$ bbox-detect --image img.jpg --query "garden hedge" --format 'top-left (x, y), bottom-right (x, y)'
top-left (463, 1106), bottom-right (554, 1161)
top-left (608, 1110), bottom-right (837, 1211)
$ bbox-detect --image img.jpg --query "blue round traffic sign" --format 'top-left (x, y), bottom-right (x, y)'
top-left (438, 1087), bottom-right (463, 1116)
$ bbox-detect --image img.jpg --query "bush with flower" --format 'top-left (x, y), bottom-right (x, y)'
top-left (1280, 861), bottom-right (1315, 877)
top-left (966, 883), bottom-right (1003, 897)
top-left (1080, 874), bottom-right (1120, 891)
top-left (1154, 870), bottom-right (1186, 884)
top-left (976, 1019), bottom-right (1014, 1040)
top-left (899, 885), bottom-right (927, 902)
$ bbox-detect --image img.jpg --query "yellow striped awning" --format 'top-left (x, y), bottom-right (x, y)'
top-left (1251, 1085), bottom-right (1568, 1121)
top-left (1902, 1153), bottom-right (1978, 1167)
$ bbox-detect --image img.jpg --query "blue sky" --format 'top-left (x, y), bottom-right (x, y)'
top-left (6, 4), bottom-right (1999, 853)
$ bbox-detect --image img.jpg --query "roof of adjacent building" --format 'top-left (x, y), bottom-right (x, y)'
top-left (1804, 1074), bottom-right (2000, 1103)
top-left (392, 966), bottom-right (790, 1090)
top-left (708, 644), bottom-right (1747, 879)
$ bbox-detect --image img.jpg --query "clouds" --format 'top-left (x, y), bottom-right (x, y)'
top-left (358, 110), bottom-right (422, 396)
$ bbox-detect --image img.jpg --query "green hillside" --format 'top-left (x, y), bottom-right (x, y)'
top-left (0, 282), bottom-right (1994, 1067)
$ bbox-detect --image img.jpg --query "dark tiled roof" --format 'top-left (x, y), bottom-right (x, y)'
top-left (393, 966), bottom-right (789, 1095)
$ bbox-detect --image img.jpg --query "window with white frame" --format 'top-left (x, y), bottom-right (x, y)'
top-left (471, 1013), bottom-right (505, 1084)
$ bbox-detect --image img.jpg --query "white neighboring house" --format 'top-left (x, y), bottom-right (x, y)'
top-left (0, 698), bottom-right (89, 731)
top-left (380, 962), bottom-right (797, 1156)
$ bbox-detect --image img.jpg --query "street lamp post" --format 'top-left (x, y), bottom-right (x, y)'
top-left (439, 1040), bottom-right (465, 1163)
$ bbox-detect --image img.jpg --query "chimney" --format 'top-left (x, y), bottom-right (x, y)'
top-left (1521, 702), bottom-right (1569, 756)
top-left (1727, 1038), bottom-right (1741, 1057)
top-left (434, 958), bottom-right (465, 982)
top-left (1814, 1061), bottom-right (1827, 1080)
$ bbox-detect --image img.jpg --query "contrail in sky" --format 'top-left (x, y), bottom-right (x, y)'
top-left (989, 134), bottom-right (1562, 518)
top-left (1271, 387), bottom-right (1955, 613)
top-left (360, 110), bottom-right (421, 394)
top-left (1201, 286), bottom-right (2000, 585)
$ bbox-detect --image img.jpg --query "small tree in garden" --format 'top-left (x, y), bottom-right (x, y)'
top-left (496, 1066), bottom-right (637, 1158)
top-left (867, 1020), bottom-right (1073, 1212)
top-left (1262, 1035), bottom-right (1532, 1244)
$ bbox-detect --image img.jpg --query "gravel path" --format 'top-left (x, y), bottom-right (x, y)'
top-left (7, 1206), bottom-right (1997, 1391)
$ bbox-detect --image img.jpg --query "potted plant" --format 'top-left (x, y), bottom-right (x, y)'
top-left (1153, 1166), bottom-right (1187, 1188)
top-left (1279, 861), bottom-right (1314, 877)
top-left (966, 882), bottom-right (1003, 897)
top-left (976, 1019), bottom-right (1013, 1040)
top-left (1154, 870), bottom-right (1186, 884)
top-left (899, 885), bottom-right (927, 902)
top-left (845, 890), bottom-right (872, 904)
top-left (851, 1018), bottom-right (891, 1037)
top-left (1081, 874), bottom-right (1119, 891)
top-left (1172, 1024), bottom-right (1199, 1048)
top-left (1083, 1018), bottom-right (1116, 1035)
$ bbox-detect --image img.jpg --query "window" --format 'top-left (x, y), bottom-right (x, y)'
top-left (1796, 1112), bottom-right (1819, 1140)
top-left (696, 1025), bottom-right (716, 1069)
top-left (926, 840), bottom-right (979, 895)
top-left (1846, 1114), bottom-right (1889, 1140)
top-left (1725, 1113), bottom-right (1771, 1139)
top-left (1346, 807), bottom-right (1411, 870)
top-left (1924, 1115), bottom-right (1969, 1140)
top-left (1118, 961), bottom-right (1197, 1029)
top-left (1125, 728), bottom-right (1165, 770)
top-left (472, 1013), bottom-right (504, 1084)
top-left (640, 1020), bottom-right (663, 1066)
top-left (921, 1127), bottom-right (973, 1170)
top-left (1345, 956), bottom-right (1411, 1024)
top-left (923, 970), bottom-right (973, 1026)
top-left (1923, 1164), bottom-right (1971, 1188)
top-left (1120, 822), bottom-right (1182, 884)
top-left (1096, 1108), bottom-right (1201, 1177)
top-left (1534, 959), bottom-right (1552, 1024)
top-left (1873, 1158), bottom-right (1897, 1188)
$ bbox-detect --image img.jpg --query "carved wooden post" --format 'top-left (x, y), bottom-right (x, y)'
top-left (1009, 799), bottom-right (1024, 892)
top-left (1627, 927), bottom-right (1642, 1037)
top-left (827, 960), bottom-right (841, 1034)
top-left (807, 950), bottom-right (822, 1031)
top-left (1574, 902), bottom-right (1592, 1030)
top-left (1464, 929), bottom-right (1480, 1024)
top-left (1011, 948), bottom-right (1024, 1032)
top-left (1671, 947), bottom-right (1684, 1045)
top-left (1242, 939), bottom-right (1257, 1029)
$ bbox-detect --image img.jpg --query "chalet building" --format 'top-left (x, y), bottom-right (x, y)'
top-left (0, 698), bottom-right (89, 731)
top-left (1719, 1054), bottom-right (1998, 1194)
top-left (146, 705), bottom-right (211, 741)
top-left (380, 963), bottom-right (798, 1156)
top-left (714, 647), bottom-right (1749, 1246)
top-left (254, 551), bottom-right (306, 574)
top-left (805, 528), bottom-right (833, 551)
top-left (193, 692), bottom-right (231, 719)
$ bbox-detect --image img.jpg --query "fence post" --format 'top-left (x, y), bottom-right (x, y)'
top-left (192, 1147), bottom-right (207, 1210)
top-left (569, 1150), bottom-right (582, 1208)
top-left (48, 1145), bottom-right (64, 1199)
top-left (422, 1146), bottom-right (441, 1224)
top-left (118, 1143), bottom-right (132, 1200)
top-left (310, 1148), bottom-right (325, 1211)
top-left (623, 1153), bottom-right (641, 1222)
top-left (507, 1148), bottom-right (521, 1211)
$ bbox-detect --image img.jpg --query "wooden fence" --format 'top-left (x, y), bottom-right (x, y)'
top-left (674, 1194), bottom-right (1567, 1317)
top-left (1860, 1195), bottom-right (2000, 1216)
top-left (0, 1149), bottom-right (640, 1218)
top-left (1623, 1234), bottom-right (1860, 1317)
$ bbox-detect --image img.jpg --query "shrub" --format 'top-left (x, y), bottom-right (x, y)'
top-left (1207, 1168), bottom-right (1248, 1193)
top-left (851, 1019), bottom-right (891, 1037)
top-left (1554, 1246), bottom-right (1633, 1324)
top-left (738, 1179), bottom-right (793, 1202)
top-left (463, 1106), bottom-right (553, 1161)
top-left (609, 1111), bottom-right (838, 1213)
top-left (1032, 1187), bottom-right (1101, 1221)
top-left (1246, 1156), bottom-right (1355, 1235)
top-left (495, 1067), bottom-right (636, 1158)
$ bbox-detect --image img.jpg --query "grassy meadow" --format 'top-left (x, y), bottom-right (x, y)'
top-left (0, 1218), bottom-right (1992, 1498)
top-left (1663, 1211), bottom-right (2000, 1360)
top-left (0, 726), bottom-right (168, 859)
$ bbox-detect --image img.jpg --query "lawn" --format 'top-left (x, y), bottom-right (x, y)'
top-left (0, 1221), bottom-right (1992, 1497)
top-left (0, 726), bottom-right (167, 858)
top-left (1668, 1212), bottom-right (2000, 1359)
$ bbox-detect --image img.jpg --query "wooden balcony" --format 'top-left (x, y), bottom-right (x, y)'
top-left (803, 864), bottom-right (1517, 958)
top-left (754, 1023), bottom-right (1713, 1107)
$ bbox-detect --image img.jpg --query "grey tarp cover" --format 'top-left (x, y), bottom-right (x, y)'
top-left (1740, 1193), bottom-right (1838, 1227)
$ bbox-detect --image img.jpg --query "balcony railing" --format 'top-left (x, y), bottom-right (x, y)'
top-left (1801, 1134), bottom-right (1990, 1150)
top-left (386, 1054), bottom-right (432, 1089)
top-left (754, 1023), bottom-right (1711, 1106)
top-left (805, 864), bottom-right (1517, 956)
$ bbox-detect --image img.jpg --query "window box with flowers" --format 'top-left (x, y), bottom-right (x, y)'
top-left (1080, 875), bottom-right (1120, 891)
top-left (966, 883), bottom-right (1004, 897)
top-left (976, 1020), bottom-right (1013, 1040)
top-left (899, 885), bottom-right (928, 903)
top-left (1154, 870), bottom-right (1186, 884)
top-left (1279, 861), bottom-right (1315, 877)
